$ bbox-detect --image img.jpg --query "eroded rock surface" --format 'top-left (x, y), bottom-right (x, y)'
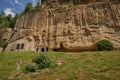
top-left (0, 28), bottom-right (12, 41)
top-left (5, 0), bottom-right (120, 51)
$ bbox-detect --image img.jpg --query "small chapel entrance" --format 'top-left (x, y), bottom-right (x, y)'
top-left (35, 45), bottom-right (49, 52)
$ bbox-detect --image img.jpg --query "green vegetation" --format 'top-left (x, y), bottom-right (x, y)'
top-left (24, 2), bottom-right (33, 13)
top-left (96, 40), bottom-right (113, 51)
top-left (35, 0), bottom-right (42, 9)
top-left (0, 51), bottom-right (120, 80)
top-left (0, 13), bottom-right (18, 28)
top-left (0, 40), bottom-right (8, 48)
top-left (33, 54), bottom-right (51, 69)
top-left (24, 54), bottom-right (52, 73)
top-left (0, 2), bottom-right (33, 28)
top-left (24, 64), bottom-right (36, 73)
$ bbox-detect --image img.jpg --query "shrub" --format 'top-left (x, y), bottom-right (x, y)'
top-left (24, 64), bottom-right (36, 73)
top-left (0, 40), bottom-right (8, 48)
top-left (33, 54), bottom-right (50, 69)
top-left (96, 40), bottom-right (113, 51)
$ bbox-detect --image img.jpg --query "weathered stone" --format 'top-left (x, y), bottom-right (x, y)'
top-left (0, 28), bottom-right (12, 41)
top-left (5, 0), bottom-right (120, 52)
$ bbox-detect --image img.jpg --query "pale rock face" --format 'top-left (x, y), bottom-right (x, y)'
top-left (0, 28), bottom-right (12, 41)
top-left (5, 0), bottom-right (120, 51)
top-left (6, 37), bottom-right (35, 51)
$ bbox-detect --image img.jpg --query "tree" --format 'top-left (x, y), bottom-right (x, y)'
top-left (35, 0), bottom-right (42, 8)
top-left (0, 13), bottom-right (19, 28)
top-left (24, 3), bottom-right (33, 13)
top-left (0, 40), bottom-right (8, 48)
top-left (9, 14), bottom-right (19, 28)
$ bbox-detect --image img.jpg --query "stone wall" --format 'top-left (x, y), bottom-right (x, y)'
top-left (5, 36), bottom-right (35, 52)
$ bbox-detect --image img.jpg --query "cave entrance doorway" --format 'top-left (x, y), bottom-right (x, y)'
top-left (16, 44), bottom-right (20, 50)
top-left (41, 48), bottom-right (44, 52)
top-left (35, 46), bottom-right (49, 53)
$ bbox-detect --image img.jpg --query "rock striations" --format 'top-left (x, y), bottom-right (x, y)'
top-left (5, 0), bottom-right (120, 52)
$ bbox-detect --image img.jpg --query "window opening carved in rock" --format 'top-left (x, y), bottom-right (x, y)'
top-left (46, 47), bottom-right (48, 51)
top-left (41, 48), bottom-right (44, 52)
top-left (21, 43), bottom-right (24, 49)
top-left (16, 44), bottom-right (20, 50)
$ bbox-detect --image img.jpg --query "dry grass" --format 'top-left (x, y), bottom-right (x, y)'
top-left (0, 51), bottom-right (120, 80)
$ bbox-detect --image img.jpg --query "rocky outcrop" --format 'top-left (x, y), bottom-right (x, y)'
top-left (0, 28), bottom-right (12, 41)
top-left (6, 0), bottom-right (120, 51)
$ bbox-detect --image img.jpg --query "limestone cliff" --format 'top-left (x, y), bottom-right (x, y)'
top-left (5, 0), bottom-right (120, 52)
top-left (0, 28), bottom-right (12, 41)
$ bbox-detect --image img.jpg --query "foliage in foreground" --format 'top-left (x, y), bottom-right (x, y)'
top-left (0, 51), bottom-right (120, 80)
top-left (33, 54), bottom-right (50, 69)
top-left (96, 39), bottom-right (113, 51)
top-left (24, 64), bottom-right (36, 73)
top-left (0, 40), bottom-right (8, 48)
top-left (24, 54), bottom-right (51, 73)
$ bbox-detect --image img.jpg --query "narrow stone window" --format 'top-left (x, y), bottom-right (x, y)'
top-left (21, 43), bottom-right (24, 49)
top-left (46, 47), bottom-right (48, 51)
top-left (16, 44), bottom-right (20, 50)
top-left (41, 48), bottom-right (44, 52)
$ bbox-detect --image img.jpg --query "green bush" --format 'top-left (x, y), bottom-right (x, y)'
top-left (33, 54), bottom-right (50, 69)
top-left (0, 41), bottom-right (8, 48)
top-left (24, 64), bottom-right (36, 73)
top-left (24, 3), bottom-right (33, 13)
top-left (96, 40), bottom-right (113, 51)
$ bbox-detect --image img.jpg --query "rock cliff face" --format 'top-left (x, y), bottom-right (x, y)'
top-left (6, 0), bottom-right (120, 52)
top-left (0, 28), bottom-right (12, 41)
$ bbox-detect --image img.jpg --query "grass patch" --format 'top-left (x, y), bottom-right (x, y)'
top-left (0, 51), bottom-right (120, 80)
